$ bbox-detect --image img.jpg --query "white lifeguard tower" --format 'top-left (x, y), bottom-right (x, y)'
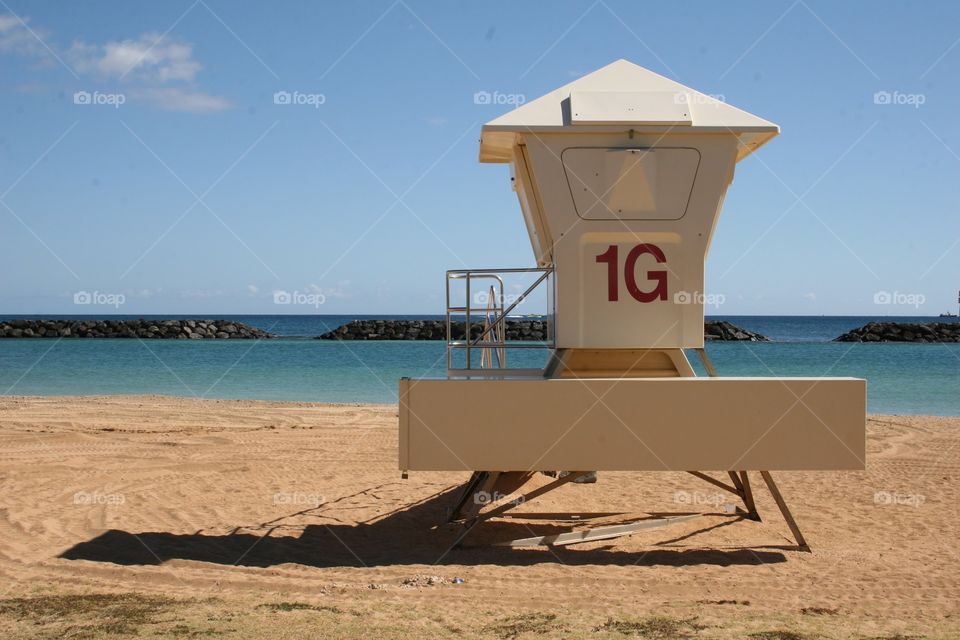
top-left (399, 60), bottom-right (865, 549)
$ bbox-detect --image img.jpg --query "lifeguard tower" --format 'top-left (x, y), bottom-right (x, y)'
top-left (399, 60), bottom-right (865, 549)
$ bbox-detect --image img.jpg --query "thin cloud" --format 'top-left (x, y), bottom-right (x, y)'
top-left (67, 33), bottom-right (201, 83)
top-left (131, 87), bottom-right (231, 113)
top-left (180, 289), bottom-right (227, 299)
top-left (0, 15), bottom-right (230, 113)
top-left (0, 13), bottom-right (50, 58)
top-left (70, 34), bottom-right (232, 112)
top-left (313, 281), bottom-right (351, 300)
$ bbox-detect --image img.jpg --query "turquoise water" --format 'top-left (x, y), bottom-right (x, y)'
top-left (0, 315), bottom-right (958, 415)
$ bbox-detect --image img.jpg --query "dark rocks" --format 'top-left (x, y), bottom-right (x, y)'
top-left (317, 319), bottom-right (769, 342)
top-left (834, 321), bottom-right (960, 343)
top-left (0, 319), bottom-right (273, 339)
top-left (703, 320), bottom-right (769, 342)
top-left (318, 319), bottom-right (454, 341)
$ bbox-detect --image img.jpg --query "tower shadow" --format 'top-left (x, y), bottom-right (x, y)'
top-left (60, 484), bottom-right (787, 568)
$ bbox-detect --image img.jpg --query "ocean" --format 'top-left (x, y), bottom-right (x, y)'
top-left (0, 315), bottom-right (957, 416)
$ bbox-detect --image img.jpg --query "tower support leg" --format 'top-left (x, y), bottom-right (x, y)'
top-left (760, 470), bottom-right (809, 550)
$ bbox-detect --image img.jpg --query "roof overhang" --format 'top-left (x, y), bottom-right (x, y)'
top-left (479, 59), bottom-right (779, 164)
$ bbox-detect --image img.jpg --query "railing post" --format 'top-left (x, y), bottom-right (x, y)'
top-left (445, 272), bottom-right (452, 370)
top-left (444, 267), bottom-right (554, 374)
top-left (465, 273), bottom-right (472, 370)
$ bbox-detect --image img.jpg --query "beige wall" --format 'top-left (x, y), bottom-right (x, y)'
top-left (519, 132), bottom-right (740, 349)
top-left (400, 377), bottom-right (866, 472)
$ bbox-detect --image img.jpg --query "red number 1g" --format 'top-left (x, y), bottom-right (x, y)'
top-left (595, 244), bottom-right (668, 303)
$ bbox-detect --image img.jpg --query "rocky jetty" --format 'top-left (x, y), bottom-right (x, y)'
top-left (703, 320), bottom-right (769, 342)
top-left (834, 321), bottom-right (960, 343)
top-left (317, 319), bottom-right (547, 341)
top-left (317, 319), bottom-right (769, 341)
top-left (0, 319), bottom-right (273, 339)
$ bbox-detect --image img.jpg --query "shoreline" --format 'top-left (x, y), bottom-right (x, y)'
top-left (0, 394), bottom-right (955, 419)
top-left (0, 393), bottom-right (396, 407)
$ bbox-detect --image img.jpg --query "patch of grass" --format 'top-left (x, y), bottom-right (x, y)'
top-left (800, 606), bottom-right (838, 616)
top-left (595, 616), bottom-right (703, 638)
top-left (697, 599), bottom-right (750, 606)
top-left (749, 632), bottom-right (809, 640)
top-left (169, 623), bottom-right (227, 637)
top-left (483, 612), bottom-right (564, 639)
top-left (256, 601), bottom-right (344, 614)
top-left (0, 592), bottom-right (180, 637)
top-left (861, 636), bottom-right (925, 640)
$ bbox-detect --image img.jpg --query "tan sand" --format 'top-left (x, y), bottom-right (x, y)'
top-left (0, 395), bottom-right (957, 639)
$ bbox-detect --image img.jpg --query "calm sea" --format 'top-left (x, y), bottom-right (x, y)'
top-left (0, 315), bottom-right (957, 416)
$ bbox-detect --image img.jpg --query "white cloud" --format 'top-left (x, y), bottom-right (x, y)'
top-left (802, 292), bottom-right (817, 301)
top-left (0, 13), bottom-right (49, 58)
top-left (67, 33), bottom-right (230, 112)
top-left (68, 33), bottom-right (201, 83)
top-left (246, 284), bottom-right (259, 295)
top-left (131, 87), bottom-right (231, 113)
top-left (0, 17), bottom-right (230, 113)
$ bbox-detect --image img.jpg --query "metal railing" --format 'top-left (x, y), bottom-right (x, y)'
top-left (445, 267), bottom-right (555, 374)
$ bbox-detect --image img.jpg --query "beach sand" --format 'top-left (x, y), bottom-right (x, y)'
top-left (0, 395), bottom-right (957, 639)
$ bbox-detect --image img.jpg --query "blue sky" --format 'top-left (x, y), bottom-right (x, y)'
top-left (1, 1), bottom-right (958, 315)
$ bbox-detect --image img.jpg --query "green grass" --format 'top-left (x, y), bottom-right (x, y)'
top-left (0, 592), bottom-right (948, 639)
top-left (256, 601), bottom-right (344, 614)
top-left (748, 632), bottom-right (810, 640)
top-left (0, 592), bottom-right (182, 638)
top-left (482, 613), bottom-right (565, 639)
top-left (595, 615), bottom-right (704, 639)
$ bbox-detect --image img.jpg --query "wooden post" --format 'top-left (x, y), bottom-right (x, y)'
top-left (760, 471), bottom-right (809, 550)
top-left (739, 471), bottom-right (759, 520)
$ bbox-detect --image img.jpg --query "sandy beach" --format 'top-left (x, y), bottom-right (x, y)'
top-left (0, 395), bottom-right (957, 639)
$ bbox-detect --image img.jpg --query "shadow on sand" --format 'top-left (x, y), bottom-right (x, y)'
top-left (60, 484), bottom-right (788, 569)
